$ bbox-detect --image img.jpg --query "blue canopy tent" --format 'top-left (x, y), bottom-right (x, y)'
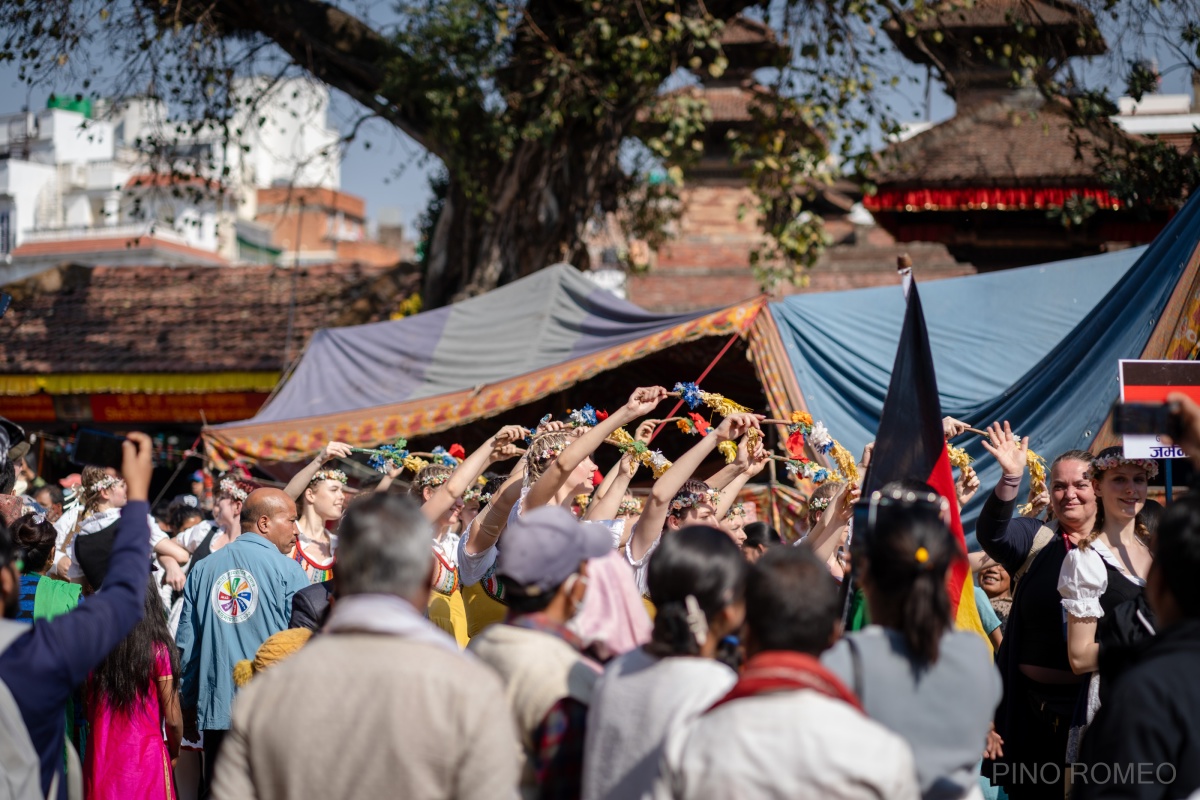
top-left (760, 192), bottom-right (1200, 539)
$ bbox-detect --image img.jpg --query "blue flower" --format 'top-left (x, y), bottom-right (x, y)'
top-left (569, 404), bottom-right (598, 428)
top-left (813, 469), bottom-right (830, 483)
top-left (367, 453), bottom-right (389, 472)
top-left (431, 446), bottom-right (459, 467)
top-left (674, 382), bottom-right (703, 410)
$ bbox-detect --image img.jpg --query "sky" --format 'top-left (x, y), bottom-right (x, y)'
top-left (0, 5), bottom-right (1192, 237)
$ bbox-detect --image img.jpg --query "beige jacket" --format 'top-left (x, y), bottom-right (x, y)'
top-left (213, 633), bottom-right (521, 800)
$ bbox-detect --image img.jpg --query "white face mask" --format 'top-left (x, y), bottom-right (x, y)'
top-left (562, 573), bottom-right (589, 622)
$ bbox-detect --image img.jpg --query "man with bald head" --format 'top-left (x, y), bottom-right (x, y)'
top-left (177, 487), bottom-right (310, 792)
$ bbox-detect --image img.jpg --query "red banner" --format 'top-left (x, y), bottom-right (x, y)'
top-left (0, 395), bottom-right (57, 422)
top-left (89, 393), bottom-right (269, 424)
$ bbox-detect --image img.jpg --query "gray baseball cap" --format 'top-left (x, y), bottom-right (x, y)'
top-left (497, 505), bottom-right (612, 596)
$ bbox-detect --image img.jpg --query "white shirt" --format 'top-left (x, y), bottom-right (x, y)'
top-left (1058, 540), bottom-right (1146, 620)
top-left (65, 508), bottom-right (169, 581)
top-left (583, 649), bottom-right (735, 800)
top-left (655, 689), bottom-right (920, 800)
top-left (624, 531), bottom-right (662, 597)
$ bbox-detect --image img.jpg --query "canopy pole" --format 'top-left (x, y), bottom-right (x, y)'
top-left (648, 330), bottom-right (743, 444)
top-left (1166, 458), bottom-right (1174, 504)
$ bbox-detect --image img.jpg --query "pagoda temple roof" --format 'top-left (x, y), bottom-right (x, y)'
top-left (871, 92), bottom-right (1135, 190)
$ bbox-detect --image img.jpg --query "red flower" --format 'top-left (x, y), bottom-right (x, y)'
top-left (786, 430), bottom-right (806, 458)
top-left (687, 413), bottom-right (710, 435)
top-left (596, 410), bottom-right (609, 421)
top-left (449, 443), bottom-right (466, 459)
top-left (593, 469), bottom-right (604, 487)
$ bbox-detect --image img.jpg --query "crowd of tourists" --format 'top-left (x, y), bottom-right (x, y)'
top-left (2, 385), bottom-right (1200, 800)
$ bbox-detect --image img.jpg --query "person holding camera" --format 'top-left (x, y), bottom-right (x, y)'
top-left (0, 432), bottom-right (155, 800)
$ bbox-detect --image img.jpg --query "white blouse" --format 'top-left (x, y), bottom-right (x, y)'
top-left (1058, 541), bottom-right (1146, 620)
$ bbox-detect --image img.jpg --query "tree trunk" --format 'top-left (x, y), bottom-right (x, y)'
top-left (424, 130), bottom-right (623, 306)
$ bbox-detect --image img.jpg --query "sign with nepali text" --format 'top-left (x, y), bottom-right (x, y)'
top-left (1118, 360), bottom-right (1200, 459)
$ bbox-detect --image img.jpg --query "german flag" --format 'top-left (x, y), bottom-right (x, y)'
top-left (862, 281), bottom-right (987, 643)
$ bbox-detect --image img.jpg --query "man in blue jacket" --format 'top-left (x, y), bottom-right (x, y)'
top-left (177, 487), bottom-right (309, 787)
top-left (0, 431), bottom-right (155, 800)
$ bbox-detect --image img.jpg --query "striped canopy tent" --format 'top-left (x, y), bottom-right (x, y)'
top-left (203, 264), bottom-right (765, 468)
top-left (753, 191), bottom-right (1200, 538)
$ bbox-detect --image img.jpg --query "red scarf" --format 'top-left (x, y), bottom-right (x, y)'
top-left (708, 650), bottom-right (864, 714)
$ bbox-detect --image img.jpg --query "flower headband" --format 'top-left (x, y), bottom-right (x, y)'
top-left (463, 486), bottom-right (491, 504)
top-left (808, 495), bottom-right (831, 513)
top-left (727, 501), bottom-right (747, 518)
top-left (85, 475), bottom-right (122, 494)
top-left (1091, 454), bottom-right (1159, 479)
top-left (617, 496), bottom-right (643, 516)
top-left (219, 477), bottom-right (249, 503)
top-left (669, 486), bottom-right (722, 514)
top-left (311, 469), bottom-right (348, 485)
top-left (414, 470), bottom-right (450, 490)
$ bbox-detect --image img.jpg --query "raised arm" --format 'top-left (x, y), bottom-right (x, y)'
top-left (38, 433), bottom-right (155, 696)
top-left (284, 441), bottom-right (354, 500)
top-left (584, 454), bottom-right (638, 522)
top-left (714, 436), bottom-right (766, 519)
top-left (631, 412), bottom-right (761, 561)
top-left (463, 460), bottom-right (526, 558)
top-left (524, 386), bottom-right (668, 512)
top-left (422, 425), bottom-right (527, 522)
top-left (805, 482), bottom-right (859, 565)
top-left (977, 421), bottom-right (1037, 573)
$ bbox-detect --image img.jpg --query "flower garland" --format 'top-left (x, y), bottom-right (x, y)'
top-left (85, 474), bottom-right (122, 494)
top-left (947, 445), bottom-right (974, 480)
top-left (609, 427), bottom-right (672, 478)
top-left (727, 501), bottom-right (747, 518)
top-left (808, 495), bottom-right (831, 513)
top-left (782, 411), bottom-right (856, 483)
top-left (567, 404), bottom-right (608, 428)
top-left (414, 469), bottom-right (450, 489)
top-left (673, 382), bottom-right (752, 417)
top-left (675, 413), bottom-right (711, 436)
top-left (355, 438), bottom-right (409, 473)
top-left (1017, 448), bottom-right (1049, 516)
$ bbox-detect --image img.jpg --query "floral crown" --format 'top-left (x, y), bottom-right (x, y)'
top-left (310, 469), bottom-right (348, 485)
top-left (617, 495), bottom-right (643, 516)
top-left (1091, 454), bottom-right (1159, 479)
top-left (219, 477), bottom-right (249, 503)
top-left (85, 475), bottom-right (122, 494)
top-left (727, 501), bottom-right (747, 518)
top-left (669, 486), bottom-right (722, 515)
top-left (414, 469), bottom-right (451, 490)
top-left (463, 486), bottom-right (491, 504)
top-left (529, 438), bottom-right (567, 464)
top-left (807, 495), bottom-right (831, 513)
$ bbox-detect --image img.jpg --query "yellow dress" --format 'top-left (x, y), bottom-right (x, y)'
top-left (461, 581), bottom-right (509, 638)
top-left (427, 541), bottom-right (469, 648)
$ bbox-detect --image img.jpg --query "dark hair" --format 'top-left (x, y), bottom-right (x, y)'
top-left (746, 546), bottom-right (839, 655)
top-left (478, 476), bottom-right (507, 510)
top-left (167, 498), bottom-right (203, 534)
top-left (34, 485), bottom-right (63, 507)
top-left (1154, 495), bottom-right (1200, 617)
top-left (646, 526), bottom-right (747, 657)
top-left (12, 513), bottom-right (56, 574)
top-left (0, 460), bottom-right (14, 494)
top-left (1140, 498), bottom-right (1164, 539)
top-left (0, 522), bottom-right (14, 569)
top-left (742, 522), bottom-right (781, 550)
top-left (1051, 449), bottom-right (1093, 472)
top-left (90, 577), bottom-right (180, 715)
top-left (503, 584), bottom-right (558, 615)
top-left (854, 484), bottom-right (954, 664)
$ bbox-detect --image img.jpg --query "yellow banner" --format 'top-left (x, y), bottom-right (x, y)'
top-left (0, 372), bottom-right (280, 397)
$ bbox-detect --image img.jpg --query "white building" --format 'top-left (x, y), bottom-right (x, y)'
top-left (0, 77), bottom-right (342, 284)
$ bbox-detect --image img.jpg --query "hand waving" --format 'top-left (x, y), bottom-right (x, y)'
top-left (980, 421), bottom-right (1028, 478)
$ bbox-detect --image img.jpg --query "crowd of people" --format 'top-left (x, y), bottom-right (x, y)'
top-left (2, 386), bottom-right (1200, 800)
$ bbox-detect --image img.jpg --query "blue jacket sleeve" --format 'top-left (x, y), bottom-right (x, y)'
top-left (976, 488), bottom-right (1040, 576)
top-left (176, 563), bottom-right (201, 710)
top-left (37, 500), bottom-right (152, 691)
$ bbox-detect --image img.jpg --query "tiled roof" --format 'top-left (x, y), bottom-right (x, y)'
top-left (873, 95), bottom-right (1133, 186)
top-left (0, 263), bottom-right (419, 374)
top-left (11, 236), bottom-right (227, 264)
